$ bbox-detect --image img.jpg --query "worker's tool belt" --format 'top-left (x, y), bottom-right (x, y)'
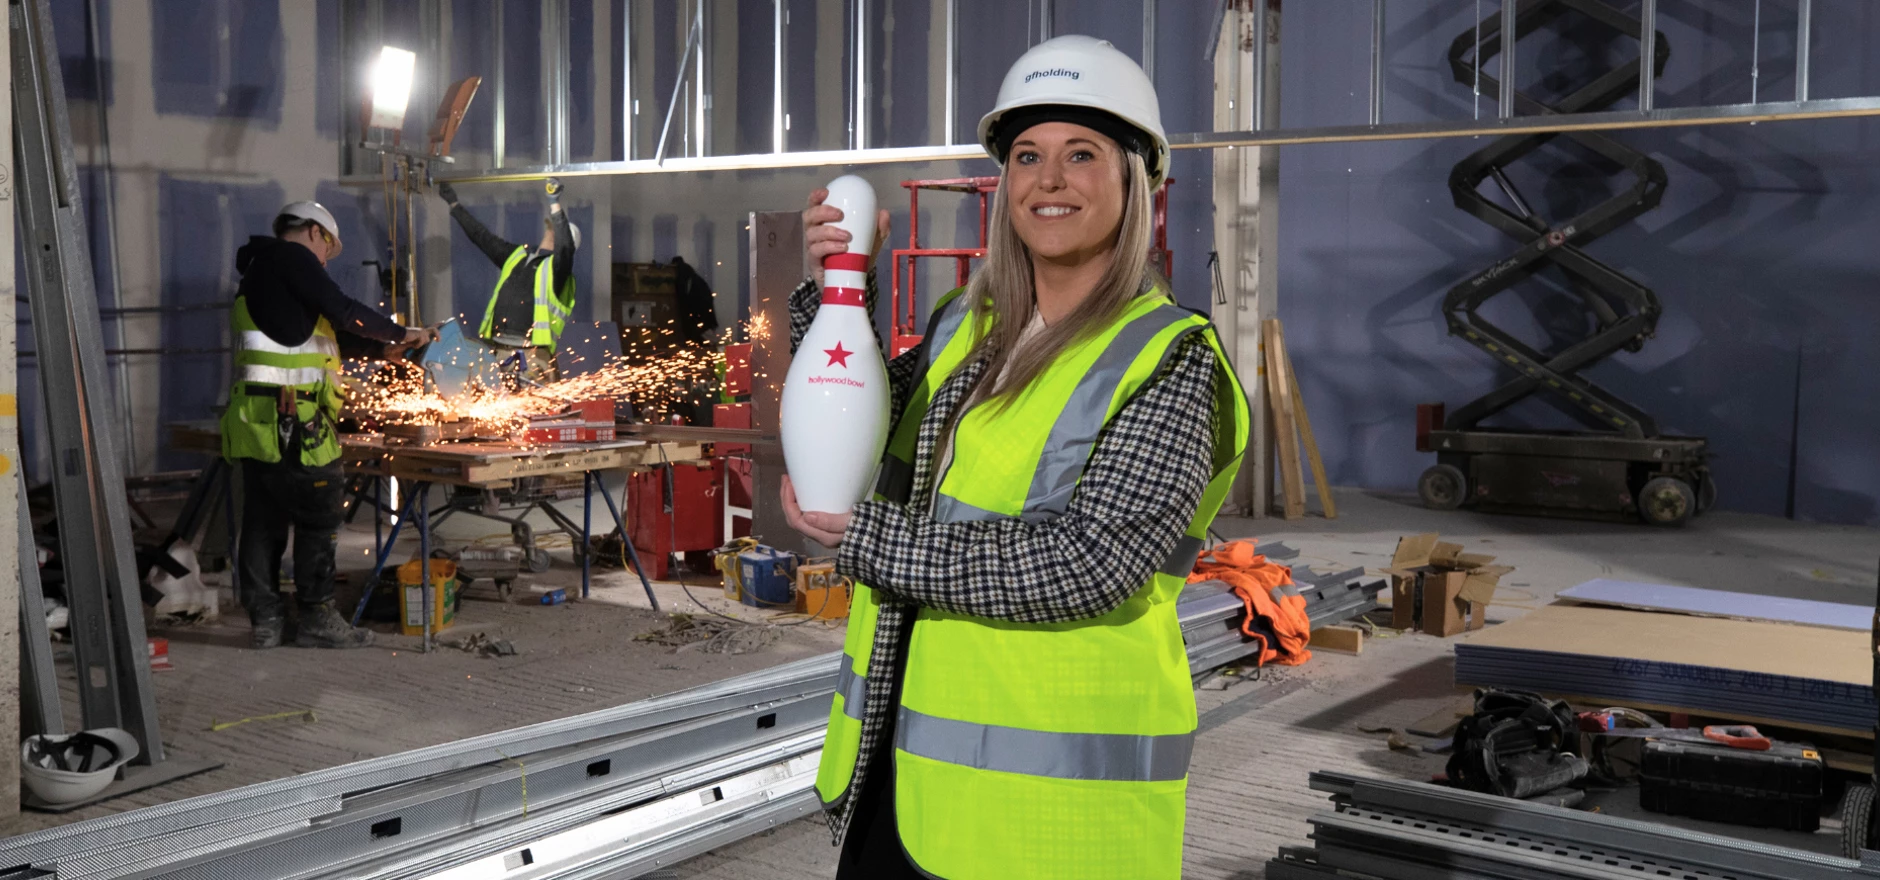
top-left (244, 384), bottom-right (332, 459)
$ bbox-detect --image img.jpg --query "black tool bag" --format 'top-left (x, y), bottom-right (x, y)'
top-left (1447, 688), bottom-right (1589, 799)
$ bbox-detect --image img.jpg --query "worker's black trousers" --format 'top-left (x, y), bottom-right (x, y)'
top-left (237, 458), bottom-right (347, 621)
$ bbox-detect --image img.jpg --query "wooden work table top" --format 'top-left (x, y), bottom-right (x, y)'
top-left (166, 422), bottom-right (705, 488)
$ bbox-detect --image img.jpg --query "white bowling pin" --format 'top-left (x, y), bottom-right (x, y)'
top-left (781, 176), bottom-right (890, 515)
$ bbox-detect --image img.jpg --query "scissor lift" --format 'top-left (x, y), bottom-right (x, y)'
top-left (889, 176), bottom-right (1175, 357)
top-left (1417, 0), bottom-right (1711, 527)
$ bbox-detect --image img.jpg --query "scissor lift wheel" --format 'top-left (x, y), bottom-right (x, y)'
top-left (1418, 464), bottom-right (1469, 511)
top-left (1637, 476), bottom-right (1694, 527)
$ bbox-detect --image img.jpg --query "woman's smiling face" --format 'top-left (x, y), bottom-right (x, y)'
top-left (1005, 121), bottom-right (1127, 265)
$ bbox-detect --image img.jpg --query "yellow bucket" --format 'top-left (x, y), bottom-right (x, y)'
top-left (397, 559), bottom-right (458, 636)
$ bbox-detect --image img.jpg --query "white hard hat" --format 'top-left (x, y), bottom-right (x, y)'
top-left (21, 728), bottom-right (140, 806)
top-left (978, 35), bottom-right (1169, 185)
top-left (279, 200), bottom-right (343, 259)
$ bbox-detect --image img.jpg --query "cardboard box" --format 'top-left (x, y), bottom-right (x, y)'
top-left (1384, 532), bottom-right (1510, 637)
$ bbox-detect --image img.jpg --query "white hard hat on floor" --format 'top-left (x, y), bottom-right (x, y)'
top-left (978, 35), bottom-right (1170, 185)
top-left (21, 728), bottom-right (140, 806)
top-left (279, 200), bottom-right (344, 258)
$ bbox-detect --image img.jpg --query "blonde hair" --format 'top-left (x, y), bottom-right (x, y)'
top-left (960, 149), bottom-right (1160, 411)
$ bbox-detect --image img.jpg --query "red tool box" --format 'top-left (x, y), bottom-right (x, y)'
top-left (713, 402), bottom-right (750, 456)
top-left (626, 459), bottom-right (722, 580)
top-left (723, 343), bottom-right (752, 397)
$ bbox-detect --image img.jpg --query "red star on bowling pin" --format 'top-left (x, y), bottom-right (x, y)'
top-left (823, 342), bottom-right (853, 368)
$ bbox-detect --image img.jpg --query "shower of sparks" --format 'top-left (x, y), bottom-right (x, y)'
top-left (347, 321), bottom-right (739, 439)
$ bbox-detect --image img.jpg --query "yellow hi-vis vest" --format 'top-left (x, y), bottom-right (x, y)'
top-left (479, 246), bottom-right (575, 347)
top-left (219, 295), bottom-right (345, 467)
top-left (814, 285), bottom-right (1251, 880)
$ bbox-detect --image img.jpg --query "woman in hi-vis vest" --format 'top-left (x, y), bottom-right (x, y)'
top-left (781, 36), bottom-right (1249, 880)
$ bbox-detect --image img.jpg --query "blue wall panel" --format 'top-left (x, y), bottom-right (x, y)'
top-left (783, 0), bottom-right (818, 150)
top-left (611, 0), bottom-right (630, 160)
top-left (571, 0), bottom-right (596, 160)
top-left (450, 0), bottom-right (496, 156)
top-left (879, 0), bottom-right (928, 148)
top-left (734, 0), bottom-right (774, 156)
top-left (651, 214), bottom-right (678, 262)
top-left (52, 0), bottom-right (110, 105)
top-left (316, 0), bottom-right (341, 138)
top-left (153, 0), bottom-right (284, 123)
top-left (156, 175), bottom-right (284, 470)
top-left (503, 0), bottom-right (542, 161)
top-left (151, 1), bottom-right (219, 117)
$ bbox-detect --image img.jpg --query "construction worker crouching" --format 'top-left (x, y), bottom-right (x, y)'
top-left (222, 201), bottom-right (435, 649)
top-left (783, 36), bottom-right (1249, 880)
top-left (438, 177), bottom-right (579, 382)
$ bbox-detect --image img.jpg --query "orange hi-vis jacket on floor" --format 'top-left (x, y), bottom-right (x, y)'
top-left (1188, 540), bottom-right (1313, 667)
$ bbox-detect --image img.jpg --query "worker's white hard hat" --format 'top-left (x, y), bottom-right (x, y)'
top-left (978, 35), bottom-right (1169, 186)
top-left (21, 728), bottom-right (140, 806)
top-left (278, 200), bottom-right (344, 259)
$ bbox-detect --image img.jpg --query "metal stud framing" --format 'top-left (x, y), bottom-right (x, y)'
top-left (10, 0), bottom-right (163, 760)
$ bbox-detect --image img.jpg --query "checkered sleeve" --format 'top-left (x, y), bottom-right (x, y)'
top-left (787, 272), bottom-right (923, 421)
top-left (835, 335), bottom-right (1219, 623)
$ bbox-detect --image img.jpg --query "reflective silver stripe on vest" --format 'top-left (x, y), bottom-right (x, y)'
top-left (923, 292), bottom-right (973, 367)
top-left (1158, 535), bottom-right (1207, 579)
top-left (932, 305), bottom-right (1200, 526)
top-left (930, 493), bottom-right (1006, 523)
top-left (836, 661), bottom-right (868, 721)
top-left (874, 455), bottom-right (914, 504)
top-left (237, 364), bottom-right (330, 387)
top-left (895, 707), bottom-right (1194, 782)
top-left (1022, 307), bottom-right (1201, 523)
top-left (537, 266), bottom-right (572, 318)
top-left (237, 330), bottom-right (338, 358)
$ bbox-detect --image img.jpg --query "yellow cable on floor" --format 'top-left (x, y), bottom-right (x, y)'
top-left (209, 709), bottom-right (316, 732)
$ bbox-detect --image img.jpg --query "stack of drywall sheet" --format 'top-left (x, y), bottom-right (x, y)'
top-left (1454, 582), bottom-right (1873, 732)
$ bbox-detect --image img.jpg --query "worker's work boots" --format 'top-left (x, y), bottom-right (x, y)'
top-left (294, 603), bottom-right (376, 649)
top-left (251, 614), bottom-right (284, 650)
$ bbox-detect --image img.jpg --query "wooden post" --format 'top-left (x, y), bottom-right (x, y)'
top-left (1286, 353), bottom-right (1337, 518)
top-left (1262, 319), bottom-right (1305, 519)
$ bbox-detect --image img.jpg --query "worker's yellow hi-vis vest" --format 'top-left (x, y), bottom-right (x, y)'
top-left (814, 285), bottom-right (1251, 880)
top-left (479, 246), bottom-right (575, 347)
top-left (220, 296), bottom-right (345, 467)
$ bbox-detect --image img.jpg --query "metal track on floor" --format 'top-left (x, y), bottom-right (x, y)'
top-left (1266, 771), bottom-right (1880, 880)
top-left (1, 574), bottom-right (1381, 880)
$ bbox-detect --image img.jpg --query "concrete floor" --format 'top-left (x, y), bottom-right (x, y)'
top-left (13, 486), bottom-right (1880, 877)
